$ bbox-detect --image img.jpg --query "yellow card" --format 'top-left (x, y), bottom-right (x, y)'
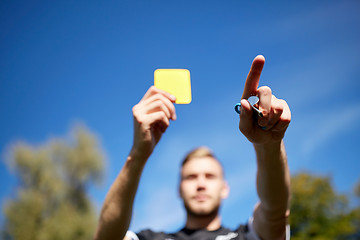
top-left (154, 69), bottom-right (192, 104)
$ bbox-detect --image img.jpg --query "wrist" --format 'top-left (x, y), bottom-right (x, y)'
top-left (253, 140), bottom-right (284, 161)
top-left (128, 147), bottom-right (150, 166)
top-left (253, 140), bottom-right (282, 151)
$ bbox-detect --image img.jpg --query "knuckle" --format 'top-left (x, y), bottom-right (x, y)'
top-left (159, 111), bottom-right (167, 119)
top-left (154, 93), bottom-right (166, 102)
top-left (278, 115), bottom-right (291, 127)
top-left (280, 99), bottom-right (290, 110)
top-left (149, 86), bottom-right (158, 92)
top-left (282, 116), bottom-right (291, 124)
top-left (279, 99), bottom-right (286, 105)
top-left (132, 105), bottom-right (139, 114)
top-left (133, 114), bottom-right (143, 124)
top-left (273, 102), bottom-right (283, 112)
top-left (153, 99), bottom-right (162, 106)
top-left (132, 105), bottom-right (144, 122)
top-left (258, 86), bottom-right (272, 95)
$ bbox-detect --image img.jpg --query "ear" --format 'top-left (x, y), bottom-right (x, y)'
top-left (221, 181), bottom-right (230, 199)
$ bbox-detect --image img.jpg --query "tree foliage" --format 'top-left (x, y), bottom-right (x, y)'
top-left (290, 172), bottom-right (360, 240)
top-left (2, 126), bottom-right (105, 240)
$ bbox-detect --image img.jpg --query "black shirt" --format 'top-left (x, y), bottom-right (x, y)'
top-left (131, 225), bottom-right (252, 240)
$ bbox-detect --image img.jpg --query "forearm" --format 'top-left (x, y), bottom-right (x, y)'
top-left (254, 140), bottom-right (290, 216)
top-left (94, 151), bottom-right (147, 240)
top-left (252, 140), bottom-right (290, 240)
top-left (93, 86), bottom-right (176, 240)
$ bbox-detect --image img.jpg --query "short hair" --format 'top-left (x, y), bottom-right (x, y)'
top-left (181, 146), bottom-right (216, 166)
top-left (181, 147), bottom-right (224, 175)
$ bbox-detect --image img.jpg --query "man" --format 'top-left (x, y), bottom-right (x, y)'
top-left (94, 55), bottom-right (291, 240)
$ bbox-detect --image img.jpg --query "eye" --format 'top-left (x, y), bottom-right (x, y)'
top-left (184, 174), bottom-right (197, 180)
top-left (205, 173), bottom-right (217, 179)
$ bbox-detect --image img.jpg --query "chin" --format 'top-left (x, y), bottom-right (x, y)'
top-left (185, 203), bottom-right (219, 218)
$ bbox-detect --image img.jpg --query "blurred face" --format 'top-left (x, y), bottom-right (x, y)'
top-left (179, 157), bottom-right (229, 217)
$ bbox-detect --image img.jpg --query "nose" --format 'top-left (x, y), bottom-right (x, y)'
top-left (196, 175), bottom-right (206, 191)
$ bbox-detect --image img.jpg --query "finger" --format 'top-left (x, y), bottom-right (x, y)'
top-left (239, 99), bottom-right (255, 136)
top-left (266, 95), bottom-right (284, 130)
top-left (257, 86), bottom-right (272, 127)
top-left (146, 99), bottom-right (172, 119)
top-left (242, 55), bottom-right (265, 99)
top-left (148, 111), bottom-right (170, 131)
top-left (142, 94), bottom-right (172, 116)
top-left (272, 100), bottom-right (291, 132)
top-left (142, 86), bottom-right (176, 103)
top-left (142, 93), bottom-right (177, 120)
top-left (153, 121), bottom-right (169, 134)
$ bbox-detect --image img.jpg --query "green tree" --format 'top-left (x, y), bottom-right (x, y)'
top-left (2, 125), bottom-right (105, 240)
top-left (290, 172), bottom-right (359, 240)
top-left (348, 180), bottom-right (360, 239)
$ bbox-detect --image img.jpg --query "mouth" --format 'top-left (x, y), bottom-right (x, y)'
top-left (193, 194), bottom-right (209, 202)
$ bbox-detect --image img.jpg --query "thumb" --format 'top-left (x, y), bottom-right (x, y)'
top-left (239, 99), bottom-right (254, 136)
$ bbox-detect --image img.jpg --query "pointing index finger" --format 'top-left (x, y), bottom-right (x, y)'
top-left (241, 55), bottom-right (265, 99)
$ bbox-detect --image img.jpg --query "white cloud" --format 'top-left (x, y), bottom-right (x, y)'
top-left (267, 41), bottom-right (360, 109)
top-left (301, 102), bottom-right (360, 156)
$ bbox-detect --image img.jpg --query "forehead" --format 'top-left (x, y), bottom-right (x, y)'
top-left (181, 157), bottom-right (224, 176)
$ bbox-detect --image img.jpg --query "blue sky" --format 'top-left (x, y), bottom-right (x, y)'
top-left (1, 0), bottom-right (360, 233)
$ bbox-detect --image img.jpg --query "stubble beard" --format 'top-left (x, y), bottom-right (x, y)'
top-left (183, 201), bottom-right (220, 219)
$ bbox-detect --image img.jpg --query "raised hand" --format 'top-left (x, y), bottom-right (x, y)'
top-left (239, 55), bottom-right (291, 145)
top-left (131, 86), bottom-right (176, 160)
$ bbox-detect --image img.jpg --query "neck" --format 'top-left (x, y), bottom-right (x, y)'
top-left (185, 212), bottom-right (222, 231)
